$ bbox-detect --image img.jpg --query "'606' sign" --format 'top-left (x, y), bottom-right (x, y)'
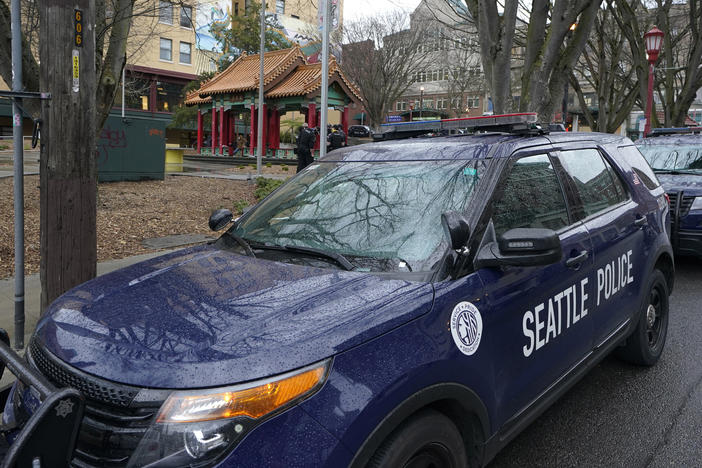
top-left (74, 9), bottom-right (83, 47)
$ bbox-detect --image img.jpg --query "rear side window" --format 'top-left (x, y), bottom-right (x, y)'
top-left (618, 145), bottom-right (660, 190)
top-left (492, 154), bottom-right (569, 235)
top-left (559, 149), bottom-right (628, 218)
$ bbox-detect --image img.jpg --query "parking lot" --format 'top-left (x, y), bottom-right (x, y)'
top-left (491, 257), bottom-right (701, 467)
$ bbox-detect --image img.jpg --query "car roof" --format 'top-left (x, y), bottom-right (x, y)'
top-left (321, 131), bottom-right (632, 162)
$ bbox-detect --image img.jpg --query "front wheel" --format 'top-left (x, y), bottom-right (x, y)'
top-left (617, 269), bottom-right (669, 366)
top-left (368, 409), bottom-right (467, 468)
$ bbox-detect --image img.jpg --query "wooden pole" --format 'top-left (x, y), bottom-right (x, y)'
top-left (39, 0), bottom-right (97, 312)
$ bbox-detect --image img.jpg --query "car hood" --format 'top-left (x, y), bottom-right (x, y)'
top-left (658, 174), bottom-right (702, 196)
top-left (34, 244), bottom-right (434, 389)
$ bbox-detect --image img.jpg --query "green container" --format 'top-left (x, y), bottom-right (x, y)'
top-left (97, 115), bottom-right (165, 182)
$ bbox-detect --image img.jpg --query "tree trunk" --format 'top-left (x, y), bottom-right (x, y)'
top-left (39, 0), bottom-right (97, 311)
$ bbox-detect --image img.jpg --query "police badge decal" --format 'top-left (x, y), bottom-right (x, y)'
top-left (450, 302), bottom-right (483, 356)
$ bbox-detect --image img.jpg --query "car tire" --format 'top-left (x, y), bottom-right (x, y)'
top-left (368, 409), bottom-right (467, 468)
top-left (616, 269), bottom-right (669, 366)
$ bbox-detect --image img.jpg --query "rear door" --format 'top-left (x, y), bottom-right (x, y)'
top-left (477, 152), bottom-right (595, 426)
top-left (555, 147), bottom-right (645, 346)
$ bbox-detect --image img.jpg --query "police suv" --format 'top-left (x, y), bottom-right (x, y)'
top-left (636, 128), bottom-right (702, 257)
top-left (1, 114), bottom-right (673, 467)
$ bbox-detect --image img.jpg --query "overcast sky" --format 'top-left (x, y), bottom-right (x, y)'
top-left (343, 0), bottom-right (422, 22)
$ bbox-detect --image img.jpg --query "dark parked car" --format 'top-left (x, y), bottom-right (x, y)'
top-left (636, 128), bottom-right (702, 257)
top-left (1, 114), bottom-right (673, 467)
top-left (348, 125), bottom-right (372, 137)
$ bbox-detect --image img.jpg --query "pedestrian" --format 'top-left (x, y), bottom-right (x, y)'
top-left (296, 123), bottom-right (316, 172)
top-left (328, 124), bottom-right (346, 151)
top-left (233, 133), bottom-right (246, 156)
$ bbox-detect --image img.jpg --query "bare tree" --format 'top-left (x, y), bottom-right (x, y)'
top-left (570, 2), bottom-right (640, 132)
top-left (340, 11), bottom-right (429, 129)
top-left (439, 0), bottom-right (602, 122)
top-left (613, 0), bottom-right (702, 128)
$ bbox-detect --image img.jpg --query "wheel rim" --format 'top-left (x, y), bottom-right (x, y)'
top-left (645, 284), bottom-right (665, 349)
top-left (404, 442), bottom-right (454, 468)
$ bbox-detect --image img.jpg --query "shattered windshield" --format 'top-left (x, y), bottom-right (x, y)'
top-left (637, 144), bottom-right (702, 173)
top-left (232, 160), bottom-right (485, 272)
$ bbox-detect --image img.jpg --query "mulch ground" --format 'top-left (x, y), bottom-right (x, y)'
top-left (0, 173), bottom-right (275, 279)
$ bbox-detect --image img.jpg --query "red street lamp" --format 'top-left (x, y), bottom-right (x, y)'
top-left (644, 26), bottom-right (664, 136)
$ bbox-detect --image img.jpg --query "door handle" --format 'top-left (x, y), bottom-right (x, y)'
top-left (565, 250), bottom-right (589, 268)
top-left (634, 215), bottom-right (647, 227)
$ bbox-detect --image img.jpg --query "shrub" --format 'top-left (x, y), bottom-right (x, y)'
top-left (281, 165), bottom-right (289, 171)
top-left (266, 162), bottom-right (272, 168)
top-left (254, 177), bottom-right (284, 200)
top-left (233, 200), bottom-right (249, 214)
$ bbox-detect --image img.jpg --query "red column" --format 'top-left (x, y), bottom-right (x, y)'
top-left (314, 110), bottom-right (321, 150)
top-left (261, 104), bottom-right (268, 156)
top-left (211, 106), bottom-right (216, 155)
top-left (196, 109), bottom-right (203, 153)
top-left (219, 106), bottom-right (225, 155)
top-left (273, 108), bottom-right (280, 149)
top-left (250, 105), bottom-right (256, 156)
top-left (342, 106), bottom-right (349, 145)
top-left (268, 107), bottom-right (279, 150)
top-left (229, 111), bottom-right (236, 149)
top-left (308, 103), bottom-right (317, 128)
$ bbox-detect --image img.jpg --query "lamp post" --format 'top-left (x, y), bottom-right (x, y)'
top-left (644, 26), bottom-right (664, 136)
top-left (420, 86), bottom-right (424, 120)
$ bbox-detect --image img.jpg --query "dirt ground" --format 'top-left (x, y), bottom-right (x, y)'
top-left (0, 172), bottom-right (289, 280)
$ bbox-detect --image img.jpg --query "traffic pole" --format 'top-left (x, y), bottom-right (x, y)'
top-left (257, 0), bottom-right (266, 176)
top-left (11, 0), bottom-right (25, 349)
top-left (319, 0), bottom-right (330, 159)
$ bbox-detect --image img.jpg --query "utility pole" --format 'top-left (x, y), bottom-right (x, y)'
top-left (39, 1), bottom-right (97, 311)
top-left (10, 0), bottom-right (24, 349)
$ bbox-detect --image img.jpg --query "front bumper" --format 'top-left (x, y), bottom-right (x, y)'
top-left (676, 228), bottom-right (702, 258)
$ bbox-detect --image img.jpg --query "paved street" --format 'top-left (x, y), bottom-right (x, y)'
top-left (490, 257), bottom-right (702, 467)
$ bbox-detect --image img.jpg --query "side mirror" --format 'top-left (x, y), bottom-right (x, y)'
top-left (474, 227), bottom-right (562, 269)
top-left (209, 209), bottom-right (233, 231)
top-left (441, 211), bottom-right (471, 250)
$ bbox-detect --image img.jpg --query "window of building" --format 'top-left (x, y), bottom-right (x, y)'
top-left (396, 101), bottom-right (407, 111)
top-left (122, 77), bottom-right (152, 111)
top-left (559, 149), bottom-right (629, 218)
top-left (450, 96), bottom-right (462, 110)
top-left (160, 38), bottom-right (172, 61)
top-left (156, 81), bottom-right (184, 112)
top-left (235, 3), bottom-right (239, 15)
top-left (466, 96), bottom-right (480, 108)
top-left (436, 98), bottom-right (447, 109)
top-left (424, 99), bottom-right (433, 109)
top-left (159, 1), bottom-right (173, 24)
top-left (180, 5), bottom-right (193, 28)
top-left (431, 69), bottom-right (440, 81)
top-left (276, 0), bottom-right (285, 14)
top-left (493, 154), bottom-right (569, 235)
top-left (179, 42), bottom-right (191, 64)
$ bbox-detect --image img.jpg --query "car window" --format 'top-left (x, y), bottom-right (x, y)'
top-left (559, 149), bottom-right (628, 218)
top-left (618, 145), bottom-right (660, 189)
top-left (492, 154), bottom-right (569, 235)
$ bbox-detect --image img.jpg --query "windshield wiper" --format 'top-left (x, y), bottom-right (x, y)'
top-left (282, 245), bottom-right (355, 271)
top-left (225, 232), bottom-right (256, 257)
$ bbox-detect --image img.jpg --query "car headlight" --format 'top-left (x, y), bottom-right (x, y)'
top-left (127, 360), bottom-right (330, 468)
top-left (690, 196), bottom-right (702, 211)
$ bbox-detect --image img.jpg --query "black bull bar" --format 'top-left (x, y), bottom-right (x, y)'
top-left (0, 329), bottom-right (84, 467)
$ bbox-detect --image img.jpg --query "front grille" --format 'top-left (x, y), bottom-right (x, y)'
top-left (667, 192), bottom-right (695, 223)
top-left (29, 340), bottom-right (138, 407)
top-left (27, 339), bottom-right (162, 467)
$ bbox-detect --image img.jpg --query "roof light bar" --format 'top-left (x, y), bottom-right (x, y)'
top-left (375, 113), bottom-right (541, 141)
